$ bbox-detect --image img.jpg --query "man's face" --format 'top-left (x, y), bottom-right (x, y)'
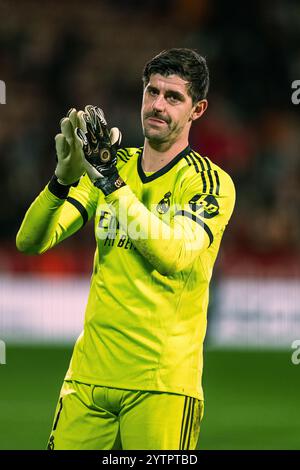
top-left (141, 73), bottom-right (199, 146)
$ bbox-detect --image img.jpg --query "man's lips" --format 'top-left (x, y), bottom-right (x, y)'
top-left (147, 117), bottom-right (167, 124)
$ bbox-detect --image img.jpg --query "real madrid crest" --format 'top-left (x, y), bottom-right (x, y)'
top-left (156, 191), bottom-right (172, 214)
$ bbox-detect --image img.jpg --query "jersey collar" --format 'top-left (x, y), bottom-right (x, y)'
top-left (137, 145), bottom-right (191, 183)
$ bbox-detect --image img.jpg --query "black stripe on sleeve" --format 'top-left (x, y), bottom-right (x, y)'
top-left (184, 156), bottom-right (192, 167)
top-left (203, 156), bottom-right (212, 170)
top-left (191, 152), bottom-right (208, 193)
top-left (202, 156), bottom-right (215, 194)
top-left (66, 197), bottom-right (89, 226)
top-left (191, 152), bottom-right (205, 172)
top-left (186, 153), bottom-right (200, 173)
top-left (118, 153), bottom-right (127, 163)
top-left (123, 148), bottom-right (131, 159)
top-left (175, 210), bottom-right (214, 246)
top-left (207, 171), bottom-right (214, 194)
top-left (214, 170), bottom-right (220, 195)
top-left (201, 171), bottom-right (207, 193)
top-left (117, 150), bottom-right (129, 163)
top-left (118, 149), bottom-right (130, 161)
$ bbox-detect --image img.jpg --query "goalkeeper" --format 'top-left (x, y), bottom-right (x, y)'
top-left (16, 48), bottom-right (235, 450)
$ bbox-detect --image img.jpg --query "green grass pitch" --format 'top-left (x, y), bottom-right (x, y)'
top-left (0, 347), bottom-right (299, 449)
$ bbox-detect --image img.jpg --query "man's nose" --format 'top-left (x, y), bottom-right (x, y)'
top-left (152, 94), bottom-right (165, 112)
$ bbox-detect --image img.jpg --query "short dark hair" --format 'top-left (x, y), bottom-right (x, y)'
top-left (142, 48), bottom-right (209, 104)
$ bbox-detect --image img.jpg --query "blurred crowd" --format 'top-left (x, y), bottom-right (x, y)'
top-left (0, 0), bottom-right (300, 274)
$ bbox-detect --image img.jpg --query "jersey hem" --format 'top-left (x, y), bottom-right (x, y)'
top-left (64, 371), bottom-right (204, 401)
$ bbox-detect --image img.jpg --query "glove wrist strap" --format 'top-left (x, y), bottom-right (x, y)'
top-left (94, 174), bottom-right (125, 196)
top-left (48, 174), bottom-right (79, 199)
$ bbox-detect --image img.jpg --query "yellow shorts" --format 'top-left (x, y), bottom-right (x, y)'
top-left (47, 380), bottom-right (204, 450)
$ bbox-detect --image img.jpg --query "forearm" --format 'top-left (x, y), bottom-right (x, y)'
top-left (16, 188), bottom-right (65, 254)
top-left (16, 179), bottom-right (82, 254)
top-left (106, 185), bottom-right (208, 275)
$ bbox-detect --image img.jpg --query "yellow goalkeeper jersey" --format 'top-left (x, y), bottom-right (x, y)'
top-left (16, 146), bottom-right (235, 400)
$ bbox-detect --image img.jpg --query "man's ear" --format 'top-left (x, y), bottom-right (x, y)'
top-left (191, 99), bottom-right (208, 121)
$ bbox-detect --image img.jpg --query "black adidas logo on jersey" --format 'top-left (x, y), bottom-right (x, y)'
top-left (156, 192), bottom-right (172, 214)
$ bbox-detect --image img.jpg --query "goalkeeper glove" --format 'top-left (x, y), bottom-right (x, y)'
top-left (76, 105), bottom-right (125, 196)
top-left (54, 108), bottom-right (86, 186)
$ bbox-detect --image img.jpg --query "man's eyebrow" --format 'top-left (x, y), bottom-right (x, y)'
top-left (147, 84), bottom-right (186, 100)
top-left (147, 85), bottom-right (159, 92)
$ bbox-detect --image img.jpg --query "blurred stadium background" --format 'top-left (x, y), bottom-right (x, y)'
top-left (1, 0), bottom-right (300, 450)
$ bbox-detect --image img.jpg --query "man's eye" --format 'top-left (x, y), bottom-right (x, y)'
top-left (148, 89), bottom-right (158, 96)
top-left (168, 95), bottom-right (179, 103)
